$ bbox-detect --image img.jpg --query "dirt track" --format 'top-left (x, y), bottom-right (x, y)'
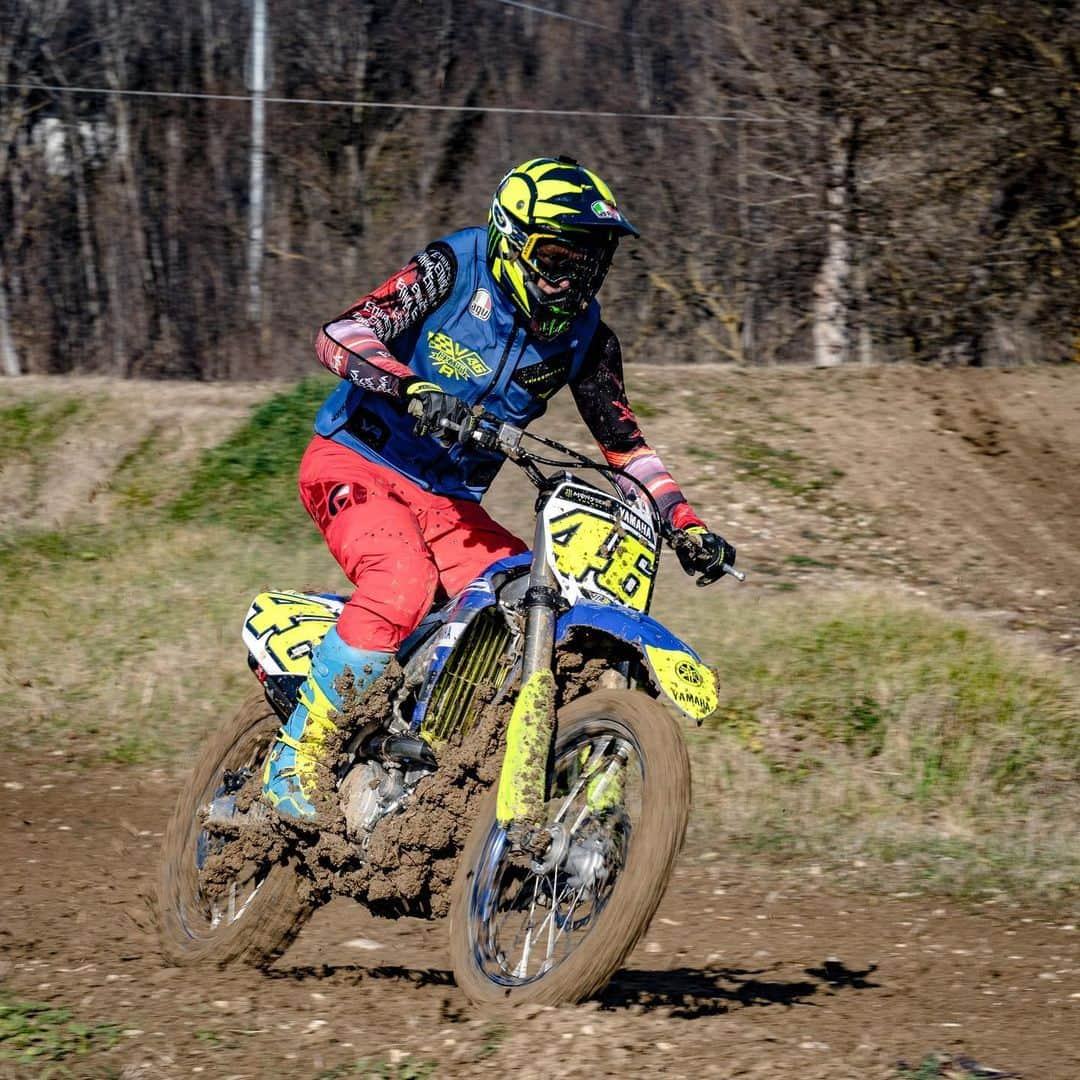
top-left (4, 365), bottom-right (1080, 1077)
top-left (1, 766), bottom-right (1077, 1078)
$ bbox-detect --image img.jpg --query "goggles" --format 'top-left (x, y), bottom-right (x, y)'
top-left (519, 233), bottom-right (605, 289)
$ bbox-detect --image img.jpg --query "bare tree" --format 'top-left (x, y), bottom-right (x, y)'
top-left (0, 0), bottom-right (1074, 376)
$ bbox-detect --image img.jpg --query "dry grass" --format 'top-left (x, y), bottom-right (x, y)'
top-left (676, 589), bottom-right (1080, 902)
top-left (0, 521), bottom-right (344, 764)
top-left (2, 376), bottom-right (1077, 904)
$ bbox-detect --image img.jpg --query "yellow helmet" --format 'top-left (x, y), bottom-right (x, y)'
top-left (487, 156), bottom-right (638, 340)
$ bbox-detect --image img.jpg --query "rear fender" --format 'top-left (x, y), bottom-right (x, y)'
top-left (555, 600), bottom-right (718, 723)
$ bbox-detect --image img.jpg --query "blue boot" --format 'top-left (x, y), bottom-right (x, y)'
top-left (262, 626), bottom-right (392, 821)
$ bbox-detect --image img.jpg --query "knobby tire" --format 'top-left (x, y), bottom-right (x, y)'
top-left (156, 689), bottom-right (313, 968)
top-left (448, 689), bottom-right (690, 1006)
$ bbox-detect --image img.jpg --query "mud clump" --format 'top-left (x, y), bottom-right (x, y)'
top-left (198, 822), bottom-right (288, 901)
top-left (193, 662), bottom-right (407, 906)
top-left (334, 657), bottom-right (406, 735)
top-left (197, 650), bottom-right (613, 915)
top-left (195, 768), bottom-right (290, 902)
top-left (559, 654), bottom-right (612, 705)
top-left (309, 658), bottom-right (407, 829)
top-left (308, 690), bottom-right (510, 918)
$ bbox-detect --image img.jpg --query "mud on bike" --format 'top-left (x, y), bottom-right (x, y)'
top-left (156, 409), bottom-right (742, 1006)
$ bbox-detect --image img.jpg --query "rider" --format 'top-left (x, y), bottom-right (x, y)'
top-left (263, 156), bottom-right (736, 821)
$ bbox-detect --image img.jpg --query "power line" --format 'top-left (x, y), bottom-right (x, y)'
top-left (488, 0), bottom-right (635, 37)
top-left (0, 81), bottom-right (785, 124)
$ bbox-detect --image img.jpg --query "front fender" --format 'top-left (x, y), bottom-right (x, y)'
top-left (555, 600), bottom-right (718, 722)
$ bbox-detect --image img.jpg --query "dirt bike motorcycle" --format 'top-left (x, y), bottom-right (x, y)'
top-left (156, 409), bottom-right (742, 1006)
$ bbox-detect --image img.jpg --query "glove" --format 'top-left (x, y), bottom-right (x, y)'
top-left (674, 526), bottom-right (736, 587)
top-left (404, 381), bottom-right (471, 442)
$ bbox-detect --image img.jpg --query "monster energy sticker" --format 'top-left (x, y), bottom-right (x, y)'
top-left (426, 331), bottom-right (492, 381)
top-left (512, 352), bottom-right (571, 399)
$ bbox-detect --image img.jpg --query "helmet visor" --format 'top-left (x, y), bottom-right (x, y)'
top-left (519, 233), bottom-right (615, 309)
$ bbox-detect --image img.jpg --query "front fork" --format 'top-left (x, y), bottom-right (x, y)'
top-left (495, 507), bottom-right (560, 831)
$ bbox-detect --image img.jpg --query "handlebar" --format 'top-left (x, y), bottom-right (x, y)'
top-left (407, 400), bottom-right (523, 456)
top-left (669, 526), bottom-right (746, 584)
top-left (408, 400), bottom-right (746, 584)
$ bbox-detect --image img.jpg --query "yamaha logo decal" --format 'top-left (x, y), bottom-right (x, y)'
top-left (675, 660), bottom-right (704, 685)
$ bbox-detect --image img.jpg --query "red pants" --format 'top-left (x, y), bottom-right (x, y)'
top-left (298, 436), bottom-right (527, 650)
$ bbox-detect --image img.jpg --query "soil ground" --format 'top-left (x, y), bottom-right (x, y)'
top-left (1, 768), bottom-right (1076, 1079)
top-left (3, 365), bottom-right (1079, 1077)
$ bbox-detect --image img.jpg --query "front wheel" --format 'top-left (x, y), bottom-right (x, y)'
top-left (448, 690), bottom-right (690, 1006)
top-left (156, 690), bottom-right (314, 967)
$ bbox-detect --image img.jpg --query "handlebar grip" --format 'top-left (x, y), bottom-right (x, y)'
top-left (407, 397), bottom-right (462, 438)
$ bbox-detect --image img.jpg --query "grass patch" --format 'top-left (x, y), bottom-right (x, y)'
top-left (0, 397), bottom-right (84, 460)
top-left (657, 587), bottom-right (1080, 903)
top-left (314, 1059), bottom-right (438, 1079)
top-left (0, 377), bottom-right (340, 765)
top-left (477, 1022), bottom-right (507, 1059)
top-left (687, 443), bottom-right (720, 461)
top-left (894, 1055), bottom-right (953, 1079)
top-left (170, 374), bottom-right (334, 540)
top-left (729, 435), bottom-right (843, 496)
top-left (629, 398), bottom-right (661, 418)
top-left (107, 426), bottom-right (172, 511)
top-left (0, 521), bottom-right (338, 764)
top-left (704, 599), bottom-right (1077, 791)
top-left (0, 523), bottom-right (116, 581)
top-left (0, 994), bottom-right (121, 1069)
top-left (0, 396), bottom-right (89, 513)
top-left (785, 553), bottom-right (832, 569)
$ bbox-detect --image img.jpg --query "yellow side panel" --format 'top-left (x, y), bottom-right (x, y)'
top-left (244, 591), bottom-right (339, 675)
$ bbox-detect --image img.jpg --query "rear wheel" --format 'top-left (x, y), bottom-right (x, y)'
top-left (156, 690), bottom-right (314, 967)
top-left (449, 690), bottom-right (690, 1006)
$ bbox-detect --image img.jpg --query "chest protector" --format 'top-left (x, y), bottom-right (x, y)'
top-left (314, 227), bottom-right (600, 501)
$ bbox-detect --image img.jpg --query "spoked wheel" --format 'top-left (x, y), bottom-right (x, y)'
top-left (449, 690), bottom-right (690, 1005)
top-left (156, 690), bottom-right (313, 967)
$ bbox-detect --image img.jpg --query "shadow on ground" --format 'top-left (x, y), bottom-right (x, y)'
top-left (269, 962), bottom-right (456, 989)
top-left (599, 959), bottom-right (880, 1019)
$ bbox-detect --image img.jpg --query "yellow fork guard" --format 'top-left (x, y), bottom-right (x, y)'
top-left (496, 669), bottom-right (556, 828)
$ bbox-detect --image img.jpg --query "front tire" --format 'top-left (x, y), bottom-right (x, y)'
top-left (156, 690), bottom-right (314, 967)
top-left (448, 690), bottom-right (690, 1006)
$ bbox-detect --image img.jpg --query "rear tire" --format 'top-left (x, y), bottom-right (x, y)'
top-left (156, 690), bottom-right (314, 967)
top-left (448, 690), bottom-right (690, 1006)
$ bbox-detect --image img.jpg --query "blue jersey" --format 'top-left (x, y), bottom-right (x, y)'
top-left (314, 227), bottom-right (600, 501)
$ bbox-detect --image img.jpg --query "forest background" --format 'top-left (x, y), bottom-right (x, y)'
top-left (1, 0), bottom-right (1077, 381)
top-left (2, 10), bottom-right (1080, 1072)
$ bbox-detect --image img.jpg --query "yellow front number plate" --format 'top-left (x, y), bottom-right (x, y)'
top-left (543, 483), bottom-right (660, 613)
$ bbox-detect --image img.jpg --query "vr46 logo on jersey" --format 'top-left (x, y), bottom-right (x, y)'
top-left (427, 331), bottom-right (492, 381)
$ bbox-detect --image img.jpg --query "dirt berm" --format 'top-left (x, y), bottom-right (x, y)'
top-left (1, 364), bottom-right (1078, 1078)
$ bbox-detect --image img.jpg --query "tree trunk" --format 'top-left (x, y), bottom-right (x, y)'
top-left (813, 115), bottom-right (852, 366)
top-left (0, 254), bottom-right (20, 376)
